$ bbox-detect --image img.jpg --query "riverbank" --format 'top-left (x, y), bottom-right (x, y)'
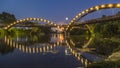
top-left (87, 51), bottom-right (120, 68)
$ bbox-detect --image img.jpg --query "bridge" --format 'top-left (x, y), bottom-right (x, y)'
top-left (3, 18), bottom-right (58, 30)
top-left (0, 24), bottom-right (67, 28)
top-left (66, 3), bottom-right (120, 31)
top-left (0, 3), bottom-right (119, 68)
top-left (73, 14), bottom-right (120, 25)
top-left (68, 14), bottom-right (120, 32)
top-left (0, 3), bottom-right (120, 32)
top-left (1, 15), bottom-right (118, 34)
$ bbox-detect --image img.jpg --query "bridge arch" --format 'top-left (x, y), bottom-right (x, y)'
top-left (4, 18), bottom-right (57, 30)
top-left (66, 3), bottom-right (120, 31)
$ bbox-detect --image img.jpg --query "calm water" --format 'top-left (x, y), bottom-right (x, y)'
top-left (0, 33), bottom-right (119, 68)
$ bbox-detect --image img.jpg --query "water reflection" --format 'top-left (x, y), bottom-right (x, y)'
top-left (0, 34), bottom-right (90, 67)
top-left (5, 36), bottom-right (59, 54)
top-left (0, 33), bottom-right (119, 68)
top-left (0, 34), bottom-right (82, 68)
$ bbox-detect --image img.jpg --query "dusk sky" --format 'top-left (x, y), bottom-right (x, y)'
top-left (0, 0), bottom-right (120, 24)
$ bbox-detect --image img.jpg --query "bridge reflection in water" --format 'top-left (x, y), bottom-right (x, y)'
top-left (3, 34), bottom-right (97, 67)
top-left (5, 36), bottom-right (61, 54)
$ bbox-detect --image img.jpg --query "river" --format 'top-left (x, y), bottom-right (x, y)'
top-left (0, 33), bottom-right (120, 68)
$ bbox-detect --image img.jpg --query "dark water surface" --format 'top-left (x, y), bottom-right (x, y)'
top-left (0, 34), bottom-right (119, 68)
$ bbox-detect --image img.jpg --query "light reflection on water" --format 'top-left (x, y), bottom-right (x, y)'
top-left (0, 34), bottom-right (85, 68)
top-left (0, 34), bottom-right (110, 68)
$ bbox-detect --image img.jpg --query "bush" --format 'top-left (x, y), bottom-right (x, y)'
top-left (87, 61), bottom-right (120, 68)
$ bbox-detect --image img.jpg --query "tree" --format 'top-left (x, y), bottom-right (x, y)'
top-left (0, 12), bottom-right (16, 24)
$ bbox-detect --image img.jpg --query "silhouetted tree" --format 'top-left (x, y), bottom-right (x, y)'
top-left (0, 12), bottom-right (16, 24)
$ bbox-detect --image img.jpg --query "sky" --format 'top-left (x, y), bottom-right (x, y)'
top-left (0, 0), bottom-right (120, 24)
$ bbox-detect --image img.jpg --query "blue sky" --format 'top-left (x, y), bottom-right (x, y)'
top-left (0, 0), bottom-right (120, 24)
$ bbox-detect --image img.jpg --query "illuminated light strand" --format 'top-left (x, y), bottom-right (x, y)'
top-left (90, 7), bottom-right (94, 10)
top-left (95, 6), bottom-right (99, 10)
top-left (75, 15), bottom-right (79, 18)
top-left (66, 3), bottom-right (120, 31)
top-left (85, 9), bottom-right (89, 12)
top-left (4, 18), bottom-right (56, 30)
top-left (117, 4), bottom-right (120, 7)
top-left (108, 4), bottom-right (113, 8)
top-left (101, 4), bottom-right (106, 8)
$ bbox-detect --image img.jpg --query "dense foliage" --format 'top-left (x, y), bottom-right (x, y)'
top-left (94, 20), bottom-right (120, 37)
top-left (0, 12), bottom-right (16, 24)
